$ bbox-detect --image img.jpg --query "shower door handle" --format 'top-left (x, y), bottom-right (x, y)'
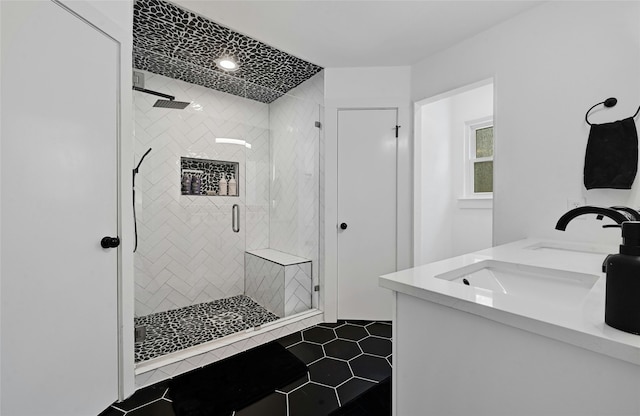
top-left (232, 204), bottom-right (240, 233)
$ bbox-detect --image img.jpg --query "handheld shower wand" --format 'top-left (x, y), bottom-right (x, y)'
top-left (134, 148), bottom-right (152, 178)
top-left (133, 148), bottom-right (152, 253)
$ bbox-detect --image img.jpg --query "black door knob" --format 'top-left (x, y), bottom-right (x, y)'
top-left (101, 236), bottom-right (120, 249)
top-left (340, 223), bottom-right (348, 230)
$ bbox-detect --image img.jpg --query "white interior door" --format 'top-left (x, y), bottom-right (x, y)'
top-left (1, 2), bottom-right (120, 414)
top-left (337, 109), bottom-right (397, 320)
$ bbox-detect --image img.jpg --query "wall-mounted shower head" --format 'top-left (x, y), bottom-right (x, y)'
top-left (153, 99), bottom-right (190, 109)
top-left (133, 86), bottom-right (190, 110)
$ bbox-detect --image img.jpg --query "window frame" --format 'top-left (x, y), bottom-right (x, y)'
top-left (464, 116), bottom-right (494, 199)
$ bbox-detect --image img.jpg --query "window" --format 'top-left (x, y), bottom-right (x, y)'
top-left (465, 118), bottom-right (494, 196)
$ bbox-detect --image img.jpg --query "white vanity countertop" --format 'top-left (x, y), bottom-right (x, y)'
top-left (380, 238), bottom-right (640, 366)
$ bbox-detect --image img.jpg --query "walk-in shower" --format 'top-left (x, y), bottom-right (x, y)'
top-left (132, 70), bottom-right (323, 364)
top-left (132, 0), bottom-right (323, 377)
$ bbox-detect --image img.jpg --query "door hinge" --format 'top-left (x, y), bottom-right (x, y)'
top-left (314, 285), bottom-right (320, 292)
top-left (133, 71), bottom-right (145, 89)
top-left (134, 325), bottom-right (146, 343)
top-left (315, 121), bottom-right (321, 129)
top-left (394, 125), bottom-right (401, 138)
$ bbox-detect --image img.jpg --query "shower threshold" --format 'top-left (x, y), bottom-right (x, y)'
top-left (134, 294), bottom-right (279, 363)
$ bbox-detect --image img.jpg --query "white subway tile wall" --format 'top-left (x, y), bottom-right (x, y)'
top-left (245, 252), bottom-right (285, 316)
top-left (245, 251), bottom-right (313, 317)
top-left (134, 70), bottom-right (323, 316)
top-left (134, 71), bottom-right (270, 316)
top-left (284, 261), bottom-right (313, 315)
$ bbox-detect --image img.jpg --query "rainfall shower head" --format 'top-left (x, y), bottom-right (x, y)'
top-left (153, 99), bottom-right (190, 109)
top-left (133, 86), bottom-right (190, 110)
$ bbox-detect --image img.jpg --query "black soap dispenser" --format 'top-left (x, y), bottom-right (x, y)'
top-left (605, 221), bottom-right (640, 335)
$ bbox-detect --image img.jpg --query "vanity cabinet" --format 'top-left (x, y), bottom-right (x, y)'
top-left (381, 239), bottom-right (640, 415)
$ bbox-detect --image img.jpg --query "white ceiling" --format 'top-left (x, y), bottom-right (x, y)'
top-left (173, 1), bottom-right (542, 68)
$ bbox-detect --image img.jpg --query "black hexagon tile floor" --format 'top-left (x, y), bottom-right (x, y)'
top-left (100, 320), bottom-right (392, 416)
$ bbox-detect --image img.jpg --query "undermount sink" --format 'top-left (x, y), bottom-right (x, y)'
top-left (435, 260), bottom-right (600, 306)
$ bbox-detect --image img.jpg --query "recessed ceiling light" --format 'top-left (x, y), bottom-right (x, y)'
top-left (215, 57), bottom-right (239, 71)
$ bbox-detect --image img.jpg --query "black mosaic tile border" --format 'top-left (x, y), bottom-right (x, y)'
top-left (134, 295), bottom-right (279, 363)
top-left (133, 0), bottom-right (323, 103)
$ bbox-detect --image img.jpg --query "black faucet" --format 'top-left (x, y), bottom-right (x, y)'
top-left (555, 206), bottom-right (633, 231)
top-left (607, 206), bottom-right (640, 221)
top-left (595, 206), bottom-right (640, 222)
top-left (556, 205), bottom-right (640, 273)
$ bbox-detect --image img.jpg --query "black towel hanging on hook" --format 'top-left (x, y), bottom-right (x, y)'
top-left (583, 98), bottom-right (640, 190)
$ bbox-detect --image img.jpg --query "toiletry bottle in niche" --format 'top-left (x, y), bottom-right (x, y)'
top-left (219, 173), bottom-right (227, 196)
top-left (604, 221), bottom-right (640, 335)
top-left (191, 174), bottom-right (201, 195)
top-left (181, 173), bottom-right (192, 195)
top-left (228, 174), bottom-right (237, 196)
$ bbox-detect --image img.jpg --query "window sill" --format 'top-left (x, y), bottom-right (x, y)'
top-left (457, 196), bottom-right (493, 209)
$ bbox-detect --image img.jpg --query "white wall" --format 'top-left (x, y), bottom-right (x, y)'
top-left (418, 98), bottom-right (454, 263)
top-left (412, 1), bottom-right (640, 246)
top-left (416, 82), bottom-right (493, 265)
top-left (323, 66), bottom-right (412, 321)
top-left (245, 252), bottom-right (312, 317)
top-left (449, 84), bottom-right (493, 256)
top-left (88, 0), bottom-right (132, 32)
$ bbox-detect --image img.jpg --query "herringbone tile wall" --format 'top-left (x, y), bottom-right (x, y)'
top-left (134, 71), bottom-right (270, 316)
top-left (134, 71), bottom-right (324, 318)
top-left (244, 251), bottom-right (313, 317)
top-left (244, 252), bottom-right (285, 317)
top-left (269, 72), bottom-right (324, 309)
top-left (284, 261), bottom-right (313, 315)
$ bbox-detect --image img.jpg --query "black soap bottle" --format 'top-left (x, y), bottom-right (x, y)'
top-left (605, 221), bottom-right (640, 335)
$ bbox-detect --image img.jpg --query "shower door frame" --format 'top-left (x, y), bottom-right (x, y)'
top-left (131, 91), bottom-right (325, 388)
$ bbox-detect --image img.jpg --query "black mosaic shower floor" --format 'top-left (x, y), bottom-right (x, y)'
top-left (135, 295), bottom-right (279, 363)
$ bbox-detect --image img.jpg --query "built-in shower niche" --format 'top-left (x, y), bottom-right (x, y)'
top-left (180, 156), bottom-right (239, 196)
